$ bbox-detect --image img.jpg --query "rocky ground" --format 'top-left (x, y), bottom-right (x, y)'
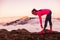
top-left (0, 29), bottom-right (60, 40)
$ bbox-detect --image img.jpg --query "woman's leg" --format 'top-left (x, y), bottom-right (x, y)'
top-left (49, 12), bottom-right (52, 30)
top-left (44, 15), bottom-right (49, 30)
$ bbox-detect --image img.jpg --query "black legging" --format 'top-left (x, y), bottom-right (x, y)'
top-left (44, 11), bottom-right (52, 27)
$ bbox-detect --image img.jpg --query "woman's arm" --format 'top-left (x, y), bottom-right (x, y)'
top-left (38, 15), bottom-right (43, 28)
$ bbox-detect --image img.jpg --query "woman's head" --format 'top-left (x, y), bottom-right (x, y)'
top-left (32, 9), bottom-right (37, 15)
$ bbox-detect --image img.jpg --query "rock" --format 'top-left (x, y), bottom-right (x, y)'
top-left (0, 29), bottom-right (60, 40)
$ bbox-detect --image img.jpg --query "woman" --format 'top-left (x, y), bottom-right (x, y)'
top-left (32, 8), bottom-right (52, 32)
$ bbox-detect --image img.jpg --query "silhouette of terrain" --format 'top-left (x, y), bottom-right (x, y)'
top-left (4, 16), bottom-right (36, 26)
top-left (0, 29), bottom-right (60, 40)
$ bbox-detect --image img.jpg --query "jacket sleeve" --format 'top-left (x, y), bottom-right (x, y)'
top-left (38, 15), bottom-right (42, 27)
top-left (36, 11), bottom-right (42, 27)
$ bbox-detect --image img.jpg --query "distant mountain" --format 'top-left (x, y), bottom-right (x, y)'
top-left (4, 16), bottom-right (37, 26)
top-left (0, 16), bottom-right (22, 24)
top-left (2, 16), bottom-right (60, 26)
top-left (56, 18), bottom-right (60, 20)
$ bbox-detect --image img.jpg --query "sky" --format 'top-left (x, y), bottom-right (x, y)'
top-left (0, 0), bottom-right (60, 18)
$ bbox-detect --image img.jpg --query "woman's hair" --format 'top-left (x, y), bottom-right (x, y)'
top-left (32, 9), bottom-right (37, 15)
top-left (32, 9), bottom-right (37, 12)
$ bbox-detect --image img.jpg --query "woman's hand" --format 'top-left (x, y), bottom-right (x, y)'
top-left (41, 25), bottom-right (43, 28)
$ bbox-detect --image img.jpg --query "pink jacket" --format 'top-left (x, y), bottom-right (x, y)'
top-left (36, 9), bottom-right (51, 27)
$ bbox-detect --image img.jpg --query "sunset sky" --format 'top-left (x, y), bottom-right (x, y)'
top-left (0, 0), bottom-right (60, 18)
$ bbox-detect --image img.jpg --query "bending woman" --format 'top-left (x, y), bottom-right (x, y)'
top-left (32, 8), bottom-right (52, 31)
